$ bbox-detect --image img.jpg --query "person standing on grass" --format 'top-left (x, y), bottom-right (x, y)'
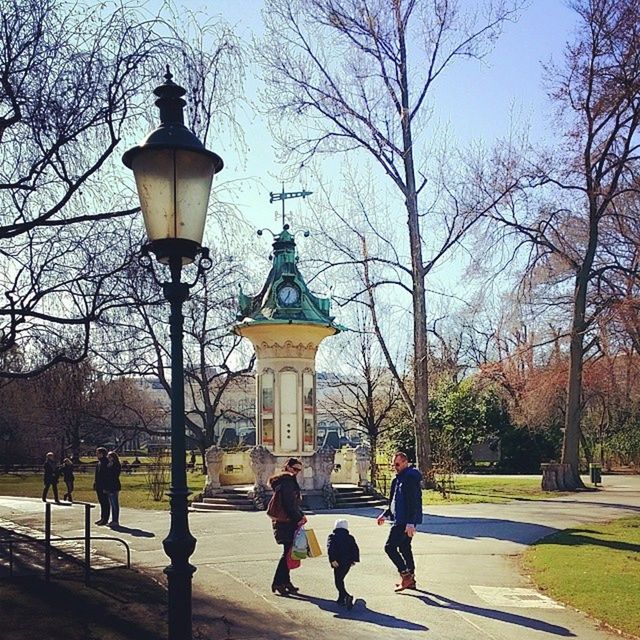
top-left (105, 450), bottom-right (122, 527)
top-left (42, 452), bottom-right (60, 503)
top-left (93, 447), bottom-right (110, 525)
top-left (377, 451), bottom-right (423, 592)
top-left (61, 457), bottom-right (74, 502)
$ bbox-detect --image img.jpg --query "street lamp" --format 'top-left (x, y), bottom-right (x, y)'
top-left (123, 67), bottom-right (223, 640)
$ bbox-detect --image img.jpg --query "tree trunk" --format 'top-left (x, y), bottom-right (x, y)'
top-left (579, 428), bottom-right (592, 467)
top-left (369, 435), bottom-right (378, 487)
top-left (396, 5), bottom-right (432, 482)
top-left (408, 203), bottom-right (433, 483)
top-left (561, 219), bottom-right (597, 490)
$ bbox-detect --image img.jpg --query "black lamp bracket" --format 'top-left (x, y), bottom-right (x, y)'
top-left (138, 243), bottom-right (213, 290)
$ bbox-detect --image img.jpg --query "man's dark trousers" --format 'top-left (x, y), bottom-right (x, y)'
top-left (42, 482), bottom-right (59, 502)
top-left (96, 489), bottom-right (110, 523)
top-left (384, 524), bottom-right (415, 573)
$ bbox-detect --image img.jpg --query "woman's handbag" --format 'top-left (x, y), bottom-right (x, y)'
top-left (292, 526), bottom-right (309, 559)
top-left (266, 490), bottom-right (288, 522)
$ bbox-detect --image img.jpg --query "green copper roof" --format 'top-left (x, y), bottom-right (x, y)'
top-left (235, 225), bottom-right (342, 330)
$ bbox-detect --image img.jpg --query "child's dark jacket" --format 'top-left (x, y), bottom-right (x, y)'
top-left (327, 528), bottom-right (360, 567)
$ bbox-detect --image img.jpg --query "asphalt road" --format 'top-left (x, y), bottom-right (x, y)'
top-left (1, 475), bottom-right (639, 639)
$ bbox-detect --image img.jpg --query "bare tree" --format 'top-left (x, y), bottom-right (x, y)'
top-left (482, 0), bottom-right (640, 487)
top-left (258, 0), bottom-right (523, 477)
top-left (98, 246), bottom-right (256, 468)
top-left (319, 307), bottom-right (402, 484)
top-left (0, 0), bottom-right (244, 377)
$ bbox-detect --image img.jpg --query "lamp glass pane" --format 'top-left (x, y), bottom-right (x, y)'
top-left (175, 149), bottom-right (215, 245)
top-left (132, 149), bottom-right (174, 242)
top-left (132, 148), bottom-right (215, 245)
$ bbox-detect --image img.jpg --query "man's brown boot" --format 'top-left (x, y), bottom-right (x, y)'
top-left (394, 570), bottom-right (416, 592)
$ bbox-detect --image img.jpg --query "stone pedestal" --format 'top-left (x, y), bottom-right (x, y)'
top-left (307, 446), bottom-right (337, 508)
top-left (340, 447), bottom-right (356, 484)
top-left (248, 445), bottom-right (277, 509)
top-left (308, 446), bottom-right (336, 489)
top-left (245, 446), bottom-right (338, 509)
top-left (203, 445), bottom-right (223, 497)
top-left (355, 444), bottom-right (372, 489)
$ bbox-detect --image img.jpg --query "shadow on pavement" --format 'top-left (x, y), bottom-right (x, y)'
top-left (535, 528), bottom-right (640, 554)
top-left (107, 524), bottom-right (155, 538)
top-left (406, 590), bottom-right (576, 637)
top-left (192, 591), bottom-right (302, 639)
top-left (547, 500), bottom-right (640, 513)
top-left (292, 593), bottom-right (429, 631)
top-left (418, 515), bottom-right (557, 543)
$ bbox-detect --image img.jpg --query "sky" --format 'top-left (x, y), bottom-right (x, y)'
top-left (190, 0), bottom-right (578, 230)
top-left (117, 0), bottom-right (584, 371)
top-left (137, 0), bottom-right (581, 323)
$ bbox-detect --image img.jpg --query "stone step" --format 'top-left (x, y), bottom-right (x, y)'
top-left (335, 498), bottom-right (387, 508)
top-left (190, 502), bottom-right (255, 512)
top-left (220, 486), bottom-right (254, 494)
top-left (337, 487), bottom-right (369, 498)
top-left (202, 495), bottom-right (251, 505)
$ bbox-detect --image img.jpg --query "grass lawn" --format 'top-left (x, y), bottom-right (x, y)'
top-left (523, 516), bottom-right (640, 638)
top-left (376, 471), bottom-right (568, 504)
top-left (422, 475), bottom-right (571, 505)
top-left (0, 568), bottom-right (167, 640)
top-left (0, 471), bottom-right (205, 510)
top-left (2, 472), bottom-right (569, 508)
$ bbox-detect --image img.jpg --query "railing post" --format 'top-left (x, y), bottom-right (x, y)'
top-left (44, 502), bottom-right (51, 583)
top-left (84, 503), bottom-right (91, 586)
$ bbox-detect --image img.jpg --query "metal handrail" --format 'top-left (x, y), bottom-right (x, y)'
top-left (0, 537), bottom-right (16, 576)
top-left (61, 535), bottom-right (131, 569)
top-left (0, 503), bottom-right (132, 584)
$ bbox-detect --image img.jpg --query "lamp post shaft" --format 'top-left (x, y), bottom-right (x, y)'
top-left (162, 257), bottom-right (196, 640)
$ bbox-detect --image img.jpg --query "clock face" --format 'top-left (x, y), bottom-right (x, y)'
top-left (278, 284), bottom-right (300, 306)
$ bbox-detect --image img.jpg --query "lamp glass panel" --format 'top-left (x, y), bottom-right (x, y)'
top-left (132, 148), bottom-right (215, 245)
top-left (175, 149), bottom-right (215, 244)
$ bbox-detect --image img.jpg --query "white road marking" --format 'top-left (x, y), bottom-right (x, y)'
top-left (471, 586), bottom-right (564, 609)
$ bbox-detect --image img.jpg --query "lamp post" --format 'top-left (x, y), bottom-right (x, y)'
top-left (1, 430), bottom-right (11, 473)
top-left (123, 67), bottom-right (223, 640)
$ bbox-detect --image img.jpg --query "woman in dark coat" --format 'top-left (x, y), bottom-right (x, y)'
top-left (267, 457), bottom-right (306, 596)
top-left (42, 452), bottom-right (60, 503)
top-left (61, 458), bottom-right (75, 502)
top-left (105, 451), bottom-right (122, 526)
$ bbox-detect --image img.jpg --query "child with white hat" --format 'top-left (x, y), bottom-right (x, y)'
top-left (327, 519), bottom-right (360, 609)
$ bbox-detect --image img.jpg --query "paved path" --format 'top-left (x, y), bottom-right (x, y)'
top-left (1, 475), bottom-right (639, 639)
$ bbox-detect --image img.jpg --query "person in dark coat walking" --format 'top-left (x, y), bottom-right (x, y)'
top-left (377, 451), bottom-right (423, 591)
top-left (42, 452), bottom-right (60, 503)
top-left (61, 458), bottom-right (75, 502)
top-left (93, 447), bottom-right (110, 525)
top-left (327, 519), bottom-right (360, 608)
top-left (105, 451), bottom-right (122, 527)
top-left (267, 457), bottom-right (306, 596)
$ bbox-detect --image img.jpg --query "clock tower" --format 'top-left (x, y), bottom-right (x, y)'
top-left (234, 225), bottom-right (342, 465)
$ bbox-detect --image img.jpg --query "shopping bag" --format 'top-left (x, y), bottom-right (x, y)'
top-left (287, 550), bottom-right (301, 570)
top-left (292, 526), bottom-right (309, 559)
top-left (305, 528), bottom-right (322, 558)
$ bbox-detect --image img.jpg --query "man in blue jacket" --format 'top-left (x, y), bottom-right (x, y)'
top-left (377, 451), bottom-right (422, 591)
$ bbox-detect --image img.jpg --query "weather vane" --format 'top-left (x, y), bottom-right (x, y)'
top-left (269, 183), bottom-right (313, 227)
